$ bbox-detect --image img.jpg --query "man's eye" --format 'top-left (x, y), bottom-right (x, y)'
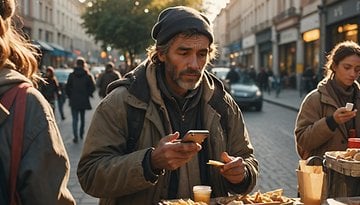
top-left (199, 52), bottom-right (207, 57)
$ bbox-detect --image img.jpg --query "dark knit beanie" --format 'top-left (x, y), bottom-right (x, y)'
top-left (151, 6), bottom-right (214, 45)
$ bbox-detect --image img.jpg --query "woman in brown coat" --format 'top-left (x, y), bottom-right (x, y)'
top-left (295, 40), bottom-right (360, 197)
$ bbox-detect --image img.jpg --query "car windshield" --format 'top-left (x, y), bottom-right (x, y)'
top-left (237, 72), bottom-right (255, 85)
top-left (54, 69), bottom-right (72, 84)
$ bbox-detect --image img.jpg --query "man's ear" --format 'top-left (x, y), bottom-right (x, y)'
top-left (158, 52), bottom-right (165, 62)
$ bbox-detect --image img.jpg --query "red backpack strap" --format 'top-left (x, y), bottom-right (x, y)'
top-left (1, 82), bottom-right (31, 205)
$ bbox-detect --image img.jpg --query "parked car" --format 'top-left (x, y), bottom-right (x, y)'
top-left (209, 67), bottom-right (263, 111)
top-left (90, 66), bottom-right (105, 79)
top-left (54, 68), bottom-right (73, 84)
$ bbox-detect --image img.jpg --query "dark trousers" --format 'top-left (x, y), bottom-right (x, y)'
top-left (57, 96), bottom-right (65, 119)
top-left (71, 108), bottom-right (85, 139)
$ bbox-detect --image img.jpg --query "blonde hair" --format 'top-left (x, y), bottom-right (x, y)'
top-left (0, 0), bottom-right (40, 84)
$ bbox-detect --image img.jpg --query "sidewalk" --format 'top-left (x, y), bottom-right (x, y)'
top-left (262, 88), bottom-right (305, 112)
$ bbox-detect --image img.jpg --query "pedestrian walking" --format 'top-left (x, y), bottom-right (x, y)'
top-left (77, 6), bottom-right (258, 204)
top-left (225, 66), bottom-right (240, 84)
top-left (57, 81), bottom-right (67, 120)
top-left (97, 62), bottom-right (121, 98)
top-left (66, 57), bottom-right (96, 143)
top-left (38, 66), bottom-right (61, 111)
top-left (294, 41), bottom-right (360, 197)
top-left (0, 0), bottom-right (75, 204)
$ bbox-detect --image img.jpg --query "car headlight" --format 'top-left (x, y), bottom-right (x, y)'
top-left (256, 90), bottom-right (262, 96)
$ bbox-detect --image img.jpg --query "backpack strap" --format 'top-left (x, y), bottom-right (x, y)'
top-left (207, 73), bottom-right (229, 136)
top-left (0, 82), bottom-right (31, 205)
top-left (106, 65), bottom-right (150, 154)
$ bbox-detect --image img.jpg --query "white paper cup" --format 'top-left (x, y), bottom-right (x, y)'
top-left (193, 185), bottom-right (212, 204)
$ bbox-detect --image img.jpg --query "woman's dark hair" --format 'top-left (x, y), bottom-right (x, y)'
top-left (324, 41), bottom-right (360, 78)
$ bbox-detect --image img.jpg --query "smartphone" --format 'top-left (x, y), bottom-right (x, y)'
top-left (181, 130), bottom-right (209, 144)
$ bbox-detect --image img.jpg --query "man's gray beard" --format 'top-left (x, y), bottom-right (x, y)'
top-left (176, 78), bottom-right (202, 91)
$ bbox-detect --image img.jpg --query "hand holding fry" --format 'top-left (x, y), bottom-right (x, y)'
top-left (219, 152), bottom-right (246, 184)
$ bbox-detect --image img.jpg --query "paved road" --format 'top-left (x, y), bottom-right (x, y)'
top-left (55, 95), bottom-right (100, 205)
top-left (56, 91), bottom-right (301, 204)
top-left (243, 103), bottom-right (299, 197)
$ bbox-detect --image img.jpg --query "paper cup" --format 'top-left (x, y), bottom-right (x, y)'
top-left (348, 138), bottom-right (360, 148)
top-left (193, 185), bottom-right (212, 204)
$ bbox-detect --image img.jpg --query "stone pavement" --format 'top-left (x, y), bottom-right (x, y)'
top-left (262, 88), bottom-right (306, 112)
top-left (60, 88), bottom-right (307, 205)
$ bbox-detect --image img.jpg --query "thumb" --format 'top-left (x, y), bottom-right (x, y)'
top-left (221, 152), bottom-right (232, 163)
top-left (163, 132), bottom-right (180, 142)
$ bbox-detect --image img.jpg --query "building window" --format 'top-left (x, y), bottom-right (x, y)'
top-left (38, 28), bottom-right (42, 40)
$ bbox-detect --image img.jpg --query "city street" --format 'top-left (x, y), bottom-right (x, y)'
top-left (56, 93), bottom-right (300, 204)
top-left (243, 103), bottom-right (299, 197)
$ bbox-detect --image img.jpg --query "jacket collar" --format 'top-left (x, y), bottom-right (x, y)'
top-left (0, 67), bottom-right (32, 96)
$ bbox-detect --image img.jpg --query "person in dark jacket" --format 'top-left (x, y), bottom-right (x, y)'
top-left (225, 66), bottom-right (240, 84)
top-left (39, 66), bottom-right (60, 111)
top-left (66, 57), bottom-right (96, 143)
top-left (97, 62), bottom-right (121, 98)
top-left (0, 0), bottom-right (75, 203)
top-left (77, 6), bottom-right (258, 204)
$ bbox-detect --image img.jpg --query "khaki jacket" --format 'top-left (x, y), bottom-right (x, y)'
top-left (0, 68), bottom-right (75, 205)
top-left (77, 63), bottom-right (258, 205)
top-left (295, 79), bottom-right (360, 159)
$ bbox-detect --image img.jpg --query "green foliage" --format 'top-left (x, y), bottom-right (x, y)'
top-left (81, 0), bottom-right (204, 66)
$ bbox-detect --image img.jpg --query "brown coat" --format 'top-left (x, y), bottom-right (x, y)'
top-left (0, 68), bottom-right (75, 205)
top-left (295, 79), bottom-right (360, 159)
top-left (77, 62), bottom-right (258, 205)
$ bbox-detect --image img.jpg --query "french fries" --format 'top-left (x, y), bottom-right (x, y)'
top-left (207, 160), bottom-right (225, 167)
top-left (218, 189), bottom-right (293, 205)
top-left (335, 148), bottom-right (360, 161)
top-left (160, 199), bottom-right (207, 205)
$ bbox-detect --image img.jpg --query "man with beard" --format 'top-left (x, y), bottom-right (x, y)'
top-left (77, 6), bottom-right (258, 204)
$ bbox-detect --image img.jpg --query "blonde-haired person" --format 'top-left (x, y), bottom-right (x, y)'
top-left (0, 0), bottom-right (75, 204)
top-left (295, 40), bottom-right (360, 197)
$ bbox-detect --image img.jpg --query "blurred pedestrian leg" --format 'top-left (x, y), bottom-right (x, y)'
top-left (71, 108), bottom-right (85, 143)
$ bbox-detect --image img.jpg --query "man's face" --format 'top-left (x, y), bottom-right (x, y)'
top-left (158, 34), bottom-right (210, 96)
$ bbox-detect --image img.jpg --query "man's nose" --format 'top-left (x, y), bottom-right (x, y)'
top-left (187, 55), bottom-right (200, 70)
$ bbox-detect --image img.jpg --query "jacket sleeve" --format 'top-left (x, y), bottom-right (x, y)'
top-left (20, 89), bottom-right (75, 205)
top-left (225, 98), bottom-right (258, 194)
top-left (294, 92), bottom-right (336, 159)
top-left (87, 74), bottom-right (96, 96)
top-left (77, 88), bottom-right (154, 198)
top-left (65, 74), bottom-right (73, 97)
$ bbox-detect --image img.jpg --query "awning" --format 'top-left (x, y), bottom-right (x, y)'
top-left (32, 40), bottom-right (54, 51)
top-left (49, 43), bottom-right (67, 56)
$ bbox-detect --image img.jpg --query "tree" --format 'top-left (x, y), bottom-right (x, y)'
top-left (82, 0), bottom-right (203, 69)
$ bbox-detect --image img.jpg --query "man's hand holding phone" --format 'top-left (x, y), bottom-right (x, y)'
top-left (151, 131), bottom-right (206, 170)
top-left (181, 130), bottom-right (209, 144)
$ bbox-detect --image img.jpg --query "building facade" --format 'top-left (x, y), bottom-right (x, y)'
top-left (213, 0), bottom-right (360, 90)
top-left (18, 0), bottom-right (101, 68)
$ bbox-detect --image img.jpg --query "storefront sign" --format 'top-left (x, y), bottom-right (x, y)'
top-left (327, 0), bottom-right (360, 25)
top-left (300, 13), bottom-right (319, 32)
top-left (279, 28), bottom-right (298, 45)
top-left (256, 29), bottom-right (272, 44)
top-left (242, 34), bottom-right (255, 49)
top-left (303, 29), bottom-right (320, 42)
